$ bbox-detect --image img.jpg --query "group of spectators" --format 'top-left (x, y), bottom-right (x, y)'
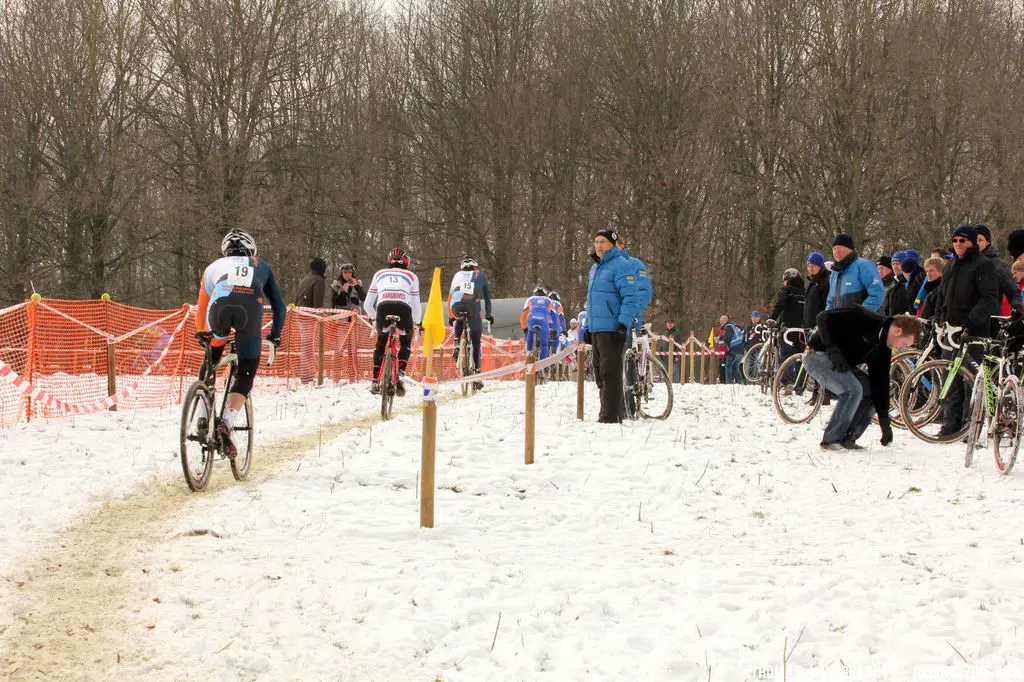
top-left (294, 258), bottom-right (367, 310)
top-left (721, 224), bottom-right (1024, 449)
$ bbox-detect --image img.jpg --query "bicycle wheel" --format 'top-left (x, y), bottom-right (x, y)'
top-left (899, 359), bottom-right (974, 444)
top-left (964, 371), bottom-right (987, 468)
top-left (885, 350), bottom-right (921, 429)
top-left (759, 344), bottom-right (776, 394)
top-left (772, 353), bottom-right (823, 424)
top-left (993, 374), bottom-right (1022, 474)
top-left (637, 354), bottom-right (673, 420)
top-left (180, 381), bottom-right (215, 492)
top-left (622, 348), bottom-right (639, 420)
top-left (743, 343), bottom-right (764, 383)
top-left (380, 353), bottom-right (394, 420)
top-left (459, 333), bottom-right (470, 397)
top-left (230, 396), bottom-right (255, 481)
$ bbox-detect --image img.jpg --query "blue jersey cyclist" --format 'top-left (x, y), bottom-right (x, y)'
top-left (521, 284), bottom-right (557, 360)
top-left (195, 228), bottom-right (287, 457)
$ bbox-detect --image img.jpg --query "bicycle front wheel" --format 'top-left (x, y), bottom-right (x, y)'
top-left (742, 343), bottom-right (763, 383)
top-left (772, 353), bottom-right (823, 424)
top-left (899, 359), bottom-right (974, 445)
top-left (637, 355), bottom-right (673, 420)
top-left (993, 375), bottom-right (1022, 475)
top-left (964, 370), bottom-right (987, 468)
top-left (230, 396), bottom-right (255, 481)
top-left (180, 381), bottom-right (215, 492)
top-left (381, 353), bottom-right (394, 420)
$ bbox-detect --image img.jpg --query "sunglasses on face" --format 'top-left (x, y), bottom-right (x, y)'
top-left (951, 237), bottom-right (971, 244)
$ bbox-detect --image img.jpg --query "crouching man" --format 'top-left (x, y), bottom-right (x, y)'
top-left (804, 309), bottom-right (923, 451)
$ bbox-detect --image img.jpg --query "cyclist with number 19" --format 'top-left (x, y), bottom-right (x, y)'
top-left (194, 229), bottom-right (287, 458)
top-left (365, 248), bottom-right (422, 397)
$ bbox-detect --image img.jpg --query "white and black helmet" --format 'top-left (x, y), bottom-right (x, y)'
top-left (221, 229), bottom-right (257, 257)
top-left (460, 256), bottom-right (478, 270)
top-left (782, 267), bottom-right (801, 282)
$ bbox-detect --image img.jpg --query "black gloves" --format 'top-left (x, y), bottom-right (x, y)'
top-left (880, 423), bottom-right (893, 446)
top-left (827, 347), bottom-right (849, 373)
top-left (522, 327), bottom-right (528, 335)
top-left (265, 334), bottom-right (281, 348)
top-left (449, 317), bottom-right (455, 326)
top-left (583, 330), bottom-right (592, 344)
top-left (195, 331), bottom-right (213, 345)
top-left (485, 315), bottom-right (494, 324)
top-left (615, 325), bottom-right (628, 344)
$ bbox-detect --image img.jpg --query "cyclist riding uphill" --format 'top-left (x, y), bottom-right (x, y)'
top-left (547, 290), bottom-right (567, 352)
top-left (195, 228), bottom-right (286, 458)
top-left (585, 227), bottom-right (645, 423)
top-left (448, 256), bottom-right (494, 383)
top-left (521, 284), bottom-right (556, 359)
top-left (365, 248), bottom-right (422, 397)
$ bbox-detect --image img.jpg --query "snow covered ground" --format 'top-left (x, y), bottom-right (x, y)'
top-left (3, 382), bottom-right (1024, 681)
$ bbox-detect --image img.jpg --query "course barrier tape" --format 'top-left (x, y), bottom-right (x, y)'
top-left (0, 312), bottom-right (189, 414)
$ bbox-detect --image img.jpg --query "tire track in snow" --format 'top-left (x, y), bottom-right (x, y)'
top-left (0, 389), bottom-right (475, 680)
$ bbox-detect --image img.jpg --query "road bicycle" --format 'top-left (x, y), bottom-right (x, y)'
top-left (772, 328), bottom-right (822, 424)
top-left (622, 323), bottom-right (673, 420)
top-left (180, 336), bottom-right (275, 492)
top-left (375, 314), bottom-right (407, 420)
top-left (453, 311), bottom-right (481, 396)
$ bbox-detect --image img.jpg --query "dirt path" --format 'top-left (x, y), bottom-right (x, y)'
top-left (0, 394), bottom-right (452, 680)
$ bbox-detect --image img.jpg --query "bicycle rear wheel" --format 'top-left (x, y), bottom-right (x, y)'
top-left (993, 375), bottom-right (1022, 475)
top-left (743, 343), bottom-right (763, 383)
top-left (621, 348), bottom-right (639, 420)
top-left (230, 396), bottom-right (255, 481)
top-left (759, 344), bottom-right (776, 394)
top-left (772, 353), bottom-right (823, 424)
top-left (459, 333), bottom-right (470, 397)
top-left (180, 381), bottom-right (215, 492)
top-left (637, 354), bottom-right (673, 420)
top-left (380, 353), bottom-right (394, 420)
top-left (899, 359), bottom-right (973, 444)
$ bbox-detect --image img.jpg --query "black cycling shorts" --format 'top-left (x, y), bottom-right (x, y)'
top-left (208, 294), bottom-right (264, 359)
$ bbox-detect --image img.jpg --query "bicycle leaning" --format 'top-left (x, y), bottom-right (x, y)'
top-left (180, 335), bottom-right (276, 492)
top-left (622, 322), bottom-right (674, 420)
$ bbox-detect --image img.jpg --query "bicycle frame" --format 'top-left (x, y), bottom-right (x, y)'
top-left (377, 323), bottom-right (404, 387)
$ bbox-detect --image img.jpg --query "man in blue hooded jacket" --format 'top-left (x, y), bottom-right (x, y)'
top-left (584, 227), bottom-right (645, 423)
top-left (826, 233), bottom-right (884, 312)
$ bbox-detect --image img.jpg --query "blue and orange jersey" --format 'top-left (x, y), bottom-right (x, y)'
top-left (548, 300), bottom-right (567, 334)
top-left (196, 255), bottom-right (286, 339)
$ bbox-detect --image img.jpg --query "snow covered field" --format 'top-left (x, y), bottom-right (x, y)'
top-left (3, 382), bottom-right (1024, 681)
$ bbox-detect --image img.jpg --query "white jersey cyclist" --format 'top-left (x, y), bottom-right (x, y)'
top-left (364, 248), bottom-right (422, 396)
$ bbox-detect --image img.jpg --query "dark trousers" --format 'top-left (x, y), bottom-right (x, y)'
top-left (592, 332), bottom-right (626, 423)
top-left (942, 347), bottom-right (978, 432)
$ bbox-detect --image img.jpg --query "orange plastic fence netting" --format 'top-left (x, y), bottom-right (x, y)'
top-left (0, 299), bottom-right (527, 428)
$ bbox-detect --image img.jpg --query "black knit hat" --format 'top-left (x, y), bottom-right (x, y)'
top-left (877, 255), bottom-right (892, 269)
top-left (833, 233), bottom-right (855, 249)
top-left (974, 224), bottom-right (992, 243)
top-left (596, 228), bottom-right (619, 244)
top-left (311, 257), bottom-right (327, 275)
top-left (952, 224), bottom-right (978, 245)
top-left (1008, 228), bottom-right (1024, 260)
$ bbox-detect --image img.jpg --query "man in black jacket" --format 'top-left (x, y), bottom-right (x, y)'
top-left (878, 255), bottom-right (911, 316)
top-left (771, 268), bottom-right (806, 363)
top-left (805, 310), bottom-right (922, 450)
top-left (803, 252), bottom-right (830, 330)
top-left (975, 224), bottom-right (1022, 318)
top-left (936, 225), bottom-right (1000, 435)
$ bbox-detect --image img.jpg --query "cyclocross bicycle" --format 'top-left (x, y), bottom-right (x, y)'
top-left (377, 314), bottom-right (406, 420)
top-left (622, 323), bottom-right (673, 420)
top-left (180, 336), bottom-right (275, 492)
top-left (454, 311), bottom-right (481, 396)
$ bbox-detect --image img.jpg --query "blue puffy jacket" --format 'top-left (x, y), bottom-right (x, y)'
top-left (619, 247), bottom-right (653, 311)
top-left (826, 254), bottom-right (884, 312)
top-left (586, 247), bottom-right (646, 333)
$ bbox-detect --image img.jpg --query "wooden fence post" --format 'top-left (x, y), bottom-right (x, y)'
top-left (525, 352), bottom-right (536, 465)
top-left (317, 317), bottom-right (325, 386)
top-left (576, 346), bottom-right (585, 420)
top-left (688, 335), bottom-right (696, 385)
top-left (102, 293), bottom-right (117, 411)
top-left (420, 330), bottom-right (438, 529)
top-left (667, 342), bottom-right (675, 384)
top-left (25, 293), bottom-right (40, 422)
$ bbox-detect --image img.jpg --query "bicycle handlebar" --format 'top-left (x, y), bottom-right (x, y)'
top-left (782, 328), bottom-right (811, 347)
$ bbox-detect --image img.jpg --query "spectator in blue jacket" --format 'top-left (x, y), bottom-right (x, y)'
top-left (827, 233), bottom-right (884, 312)
top-left (615, 237), bottom-right (653, 326)
top-left (584, 227), bottom-right (645, 423)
